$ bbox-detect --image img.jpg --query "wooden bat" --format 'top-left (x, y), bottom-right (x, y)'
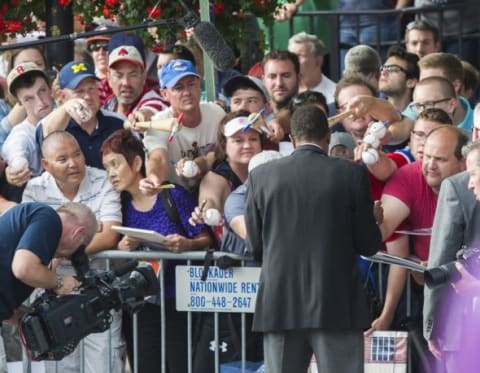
top-left (124, 117), bottom-right (177, 133)
top-left (327, 110), bottom-right (354, 127)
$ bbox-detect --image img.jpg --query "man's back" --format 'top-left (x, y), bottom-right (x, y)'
top-left (246, 144), bottom-right (381, 332)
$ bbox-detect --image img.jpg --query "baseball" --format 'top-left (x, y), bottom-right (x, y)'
top-left (361, 148), bottom-right (379, 165)
top-left (363, 133), bottom-right (380, 149)
top-left (369, 121), bottom-right (387, 139)
top-left (203, 208), bottom-right (222, 226)
top-left (9, 156), bottom-right (29, 172)
top-left (182, 160), bottom-right (199, 178)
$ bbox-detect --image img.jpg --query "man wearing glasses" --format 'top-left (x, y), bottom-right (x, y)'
top-left (379, 46), bottom-right (419, 112)
top-left (388, 53), bottom-right (473, 144)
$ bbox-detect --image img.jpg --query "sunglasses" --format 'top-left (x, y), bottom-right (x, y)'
top-left (88, 42), bottom-right (109, 53)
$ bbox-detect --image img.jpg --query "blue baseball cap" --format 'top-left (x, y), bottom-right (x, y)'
top-left (160, 59), bottom-right (200, 89)
top-left (59, 61), bottom-right (98, 90)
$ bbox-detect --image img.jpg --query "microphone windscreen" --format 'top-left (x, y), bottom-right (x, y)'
top-left (193, 21), bottom-right (236, 72)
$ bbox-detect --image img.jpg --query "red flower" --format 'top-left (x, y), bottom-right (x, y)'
top-left (105, 0), bottom-right (118, 7)
top-left (6, 20), bottom-right (21, 33)
top-left (213, 3), bottom-right (224, 14)
top-left (102, 5), bottom-right (110, 17)
top-left (147, 6), bottom-right (162, 19)
top-left (58, 0), bottom-right (71, 6)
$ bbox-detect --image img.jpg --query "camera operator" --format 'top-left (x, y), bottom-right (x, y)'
top-left (423, 137), bottom-right (480, 372)
top-left (0, 201), bottom-right (96, 325)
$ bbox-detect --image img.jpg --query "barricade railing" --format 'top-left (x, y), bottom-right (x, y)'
top-left (12, 249), bottom-right (426, 373)
top-left (96, 249), bottom-right (253, 373)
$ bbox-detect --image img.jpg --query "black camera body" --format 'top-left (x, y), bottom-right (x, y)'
top-left (425, 247), bottom-right (480, 287)
top-left (20, 247), bottom-right (159, 361)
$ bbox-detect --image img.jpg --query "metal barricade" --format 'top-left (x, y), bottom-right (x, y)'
top-left (10, 249), bottom-right (431, 373)
top-left (13, 250), bottom-right (254, 373)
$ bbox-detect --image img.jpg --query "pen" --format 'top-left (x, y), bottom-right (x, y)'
top-left (199, 199), bottom-right (207, 213)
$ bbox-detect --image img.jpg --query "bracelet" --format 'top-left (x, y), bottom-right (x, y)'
top-left (56, 275), bottom-right (64, 290)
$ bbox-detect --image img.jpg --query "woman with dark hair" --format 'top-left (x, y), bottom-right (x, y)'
top-left (101, 129), bottom-right (212, 373)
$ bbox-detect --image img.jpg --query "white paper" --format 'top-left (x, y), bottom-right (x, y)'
top-left (111, 226), bottom-right (166, 244)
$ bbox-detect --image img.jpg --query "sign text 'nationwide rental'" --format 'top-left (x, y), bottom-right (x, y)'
top-left (175, 265), bottom-right (260, 313)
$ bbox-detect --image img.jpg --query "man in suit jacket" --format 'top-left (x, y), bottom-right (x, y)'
top-left (424, 140), bottom-right (480, 372)
top-left (245, 104), bottom-right (383, 373)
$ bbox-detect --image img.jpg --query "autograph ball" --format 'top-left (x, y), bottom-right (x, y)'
top-left (182, 160), bottom-right (199, 178)
top-left (362, 148), bottom-right (379, 165)
top-left (9, 156), bottom-right (29, 172)
top-left (203, 208), bottom-right (222, 226)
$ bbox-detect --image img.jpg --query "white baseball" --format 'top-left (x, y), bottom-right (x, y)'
top-left (9, 156), bottom-right (29, 172)
top-left (182, 160), bottom-right (199, 178)
top-left (363, 133), bottom-right (380, 149)
top-left (369, 122), bottom-right (387, 139)
top-left (203, 208), bottom-right (222, 226)
top-left (362, 148), bottom-right (379, 165)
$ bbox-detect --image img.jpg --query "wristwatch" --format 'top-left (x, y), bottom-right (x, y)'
top-left (56, 275), bottom-right (64, 290)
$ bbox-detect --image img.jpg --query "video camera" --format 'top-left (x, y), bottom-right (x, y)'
top-left (425, 247), bottom-right (480, 287)
top-left (20, 246), bottom-right (159, 361)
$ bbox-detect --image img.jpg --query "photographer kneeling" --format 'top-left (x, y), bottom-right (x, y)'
top-left (0, 202), bottom-right (96, 325)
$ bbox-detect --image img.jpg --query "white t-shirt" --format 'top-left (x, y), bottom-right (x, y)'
top-left (1, 119), bottom-right (42, 176)
top-left (312, 74), bottom-right (337, 104)
top-left (143, 102), bottom-right (225, 186)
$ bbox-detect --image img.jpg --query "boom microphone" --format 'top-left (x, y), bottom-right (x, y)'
top-left (192, 21), bottom-right (236, 72)
top-left (179, 0), bottom-right (236, 72)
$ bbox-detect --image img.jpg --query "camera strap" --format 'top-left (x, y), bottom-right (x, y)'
top-left (158, 181), bottom-right (188, 236)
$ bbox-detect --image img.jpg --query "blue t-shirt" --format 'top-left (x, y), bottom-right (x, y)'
top-left (36, 109), bottom-right (123, 169)
top-left (0, 202), bottom-right (62, 321)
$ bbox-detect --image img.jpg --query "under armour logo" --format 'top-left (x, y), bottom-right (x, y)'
top-left (71, 63), bottom-right (87, 74)
top-left (209, 340), bottom-right (228, 353)
top-left (16, 65), bottom-right (25, 74)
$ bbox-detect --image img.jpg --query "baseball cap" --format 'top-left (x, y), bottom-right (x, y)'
top-left (223, 116), bottom-right (263, 137)
top-left (108, 32), bottom-right (146, 69)
top-left (160, 59), bottom-right (200, 89)
top-left (328, 132), bottom-right (356, 157)
top-left (86, 23), bottom-right (117, 44)
top-left (59, 61), bottom-right (98, 90)
top-left (223, 75), bottom-right (269, 101)
top-left (7, 62), bottom-right (48, 96)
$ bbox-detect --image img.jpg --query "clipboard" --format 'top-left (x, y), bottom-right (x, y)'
top-left (112, 226), bottom-right (166, 244)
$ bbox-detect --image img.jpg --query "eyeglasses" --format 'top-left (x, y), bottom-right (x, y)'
top-left (409, 98), bottom-right (452, 113)
top-left (88, 42), bottom-right (108, 53)
top-left (380, 64), bottom-right (409, 75)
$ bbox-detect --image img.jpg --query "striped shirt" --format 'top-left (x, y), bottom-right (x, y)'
top-left (22, 166), bottom-right (121, 223)
top-left (103, 87), bottom-right (168, 118)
